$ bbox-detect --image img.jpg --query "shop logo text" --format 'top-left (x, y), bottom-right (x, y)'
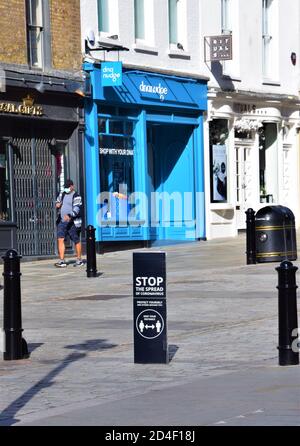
top-left (139, 81), bottom-right (168, 101)
top-left (0, 95), bottom-right (43, 117)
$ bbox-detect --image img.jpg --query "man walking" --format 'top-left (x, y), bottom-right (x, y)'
top-left (55, 179), bottom-right (83, 268)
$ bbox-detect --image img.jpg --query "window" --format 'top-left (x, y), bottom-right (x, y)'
top-left (0, 142), bottom-right (11, 221)
top-left (98, 114), bottom-right (137, 225)
top-left (98, 0), bottom-right (109, 33)
top-left (209, 120), bottom-right (229, 203)
top-left (134, 0), bottom-right (154, 46)
top-left (97, 0), bottom-right (119, 37)
top-left (168, 0), bottom-right (186, 49)
top-left (26, 0), bottom-right (44, 68)
top-left (135, 0), bottom-right (145, 40)
top-left (262, 0), bottom-right (278, 80)
top-left (221, 0), bottom-right (231, 34)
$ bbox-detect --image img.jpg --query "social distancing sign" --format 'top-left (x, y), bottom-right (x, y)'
top-left (133, 252), bottom-right (168, 364)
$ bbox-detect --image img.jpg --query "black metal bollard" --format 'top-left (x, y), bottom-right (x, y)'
top-left (276, 260), bottom-right (299, 366)
top-left (2, 249), bottom-right (28, 361)
top-left (86, 225), bottom-right (98, 278)
top-left (246, 208), bottom-right (256, 265)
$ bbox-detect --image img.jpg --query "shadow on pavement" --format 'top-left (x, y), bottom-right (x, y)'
top-left (0, 338), bottom-right (118, 426)
top-left (28, 343), bottom-right (44, 354)
top-left (169, 345), bottom-right (179, 363)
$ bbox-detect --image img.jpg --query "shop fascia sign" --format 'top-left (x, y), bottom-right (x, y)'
top-left (0, 95), bottom-right (43, 117)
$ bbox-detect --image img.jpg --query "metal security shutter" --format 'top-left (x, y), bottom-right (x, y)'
top-left (13, 137), bottom-right (56, 256)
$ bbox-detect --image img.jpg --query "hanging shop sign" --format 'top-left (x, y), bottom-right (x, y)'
top-left (204, 35), bottom-right (233, 62)
top-left (0, 95), bottom-right (43, 117)
top-left (101, 62), bottom-right (123, 87)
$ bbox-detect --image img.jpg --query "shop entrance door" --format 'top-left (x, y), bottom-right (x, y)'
top-left (12, 137), bottom-right (57, 256)
top-left (235, 144), bottom-right (252, 229)
top-left (148, 124), bottom-right (196, 240)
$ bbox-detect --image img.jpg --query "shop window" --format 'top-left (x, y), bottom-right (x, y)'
top-left (0, 142), bottom-right (11, 221)
top-left (209, 119), bottom-right (229, 203)
top-left (259, 123), bottom-right (278, 203)
top-left (98, 115), bottom-right (137, 224)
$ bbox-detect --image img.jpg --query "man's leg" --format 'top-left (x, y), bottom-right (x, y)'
top-left (58, 238), bottom-right (66, 260)
top-left (69, 226), bottom-right (84, 266)
top-left (55, 223), bottom-right (68, 267)
top-left (75, 241), bottom-right (82, 261)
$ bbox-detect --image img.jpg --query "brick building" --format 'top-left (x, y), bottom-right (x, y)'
top-left (0, 0), bottom-right (85, 257)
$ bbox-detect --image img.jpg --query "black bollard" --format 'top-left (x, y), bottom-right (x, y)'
top-left (276, 260), bottom-right (299, 366)
top-left (2, 249), bottom-right (28, 361)
top-left (86, 225), bottom-right (98, 278)
top-left (246, 208), bottom-right (256, 265)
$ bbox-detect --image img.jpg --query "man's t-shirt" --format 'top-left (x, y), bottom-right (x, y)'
top-left (61, 192), bottom-right (75, 221)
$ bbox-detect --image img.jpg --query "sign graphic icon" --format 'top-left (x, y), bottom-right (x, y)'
top-left (136, 309), bottom-right (164, 339)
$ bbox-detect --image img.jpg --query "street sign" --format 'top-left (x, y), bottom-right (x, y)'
top-left (204, 35), bottom-right (233, 62)
top-left (133, 252), bottom-right (168, 364)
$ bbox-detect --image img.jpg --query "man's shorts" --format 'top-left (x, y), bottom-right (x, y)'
top-left (57, 221), bottom-right (81, 244)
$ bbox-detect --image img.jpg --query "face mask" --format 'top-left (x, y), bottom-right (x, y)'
top-left (64, 188), bottom-right (71, 194)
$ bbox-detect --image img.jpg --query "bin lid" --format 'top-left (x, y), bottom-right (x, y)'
top-left (255, 205), bottom-right (295, 225)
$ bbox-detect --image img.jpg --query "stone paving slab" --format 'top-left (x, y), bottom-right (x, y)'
top-left (0, 234), bottom-right (299, 426)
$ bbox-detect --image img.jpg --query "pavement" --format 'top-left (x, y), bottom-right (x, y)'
top-left (0, 234), bottom-right (299, 427)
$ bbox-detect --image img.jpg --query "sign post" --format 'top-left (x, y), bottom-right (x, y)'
top-left (133, 252), bottom-right (168, 364)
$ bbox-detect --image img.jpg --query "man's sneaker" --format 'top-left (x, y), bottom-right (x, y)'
top-left (55, 260), bottom-right (67, 268)
top-left (73, 260), bottom-right (84, 267)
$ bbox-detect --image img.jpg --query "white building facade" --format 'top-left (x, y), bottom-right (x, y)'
top-left (80, 0), bottom-right (300, 241)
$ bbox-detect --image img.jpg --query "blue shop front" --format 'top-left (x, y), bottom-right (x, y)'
top-left (84, 63), bottom-right (207, 244)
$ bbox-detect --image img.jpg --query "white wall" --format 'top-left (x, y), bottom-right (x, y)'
top-left (81, 0), bottom-right (300, 94)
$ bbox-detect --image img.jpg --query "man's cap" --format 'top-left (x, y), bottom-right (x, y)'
top-left (64, 179), bottom-right (74, 188)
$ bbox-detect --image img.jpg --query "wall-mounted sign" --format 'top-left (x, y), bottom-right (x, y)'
top-left (0, 95), bottom-right (43, 117)
top-left (234, 103), bottom-right (257, 114)
top-left (101, 62), bottom-right (123, 87)
top-left (204, 35), bottom-right (233, 62)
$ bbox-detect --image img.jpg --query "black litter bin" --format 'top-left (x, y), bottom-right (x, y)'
top-left (255, 205), bottom-right (297, 263)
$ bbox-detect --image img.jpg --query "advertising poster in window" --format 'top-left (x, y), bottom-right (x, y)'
top-left (211, 145), bottom-right (227, 202)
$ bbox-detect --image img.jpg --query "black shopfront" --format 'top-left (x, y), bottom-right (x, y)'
top-left (0, 70), bottom-right (84, 257)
